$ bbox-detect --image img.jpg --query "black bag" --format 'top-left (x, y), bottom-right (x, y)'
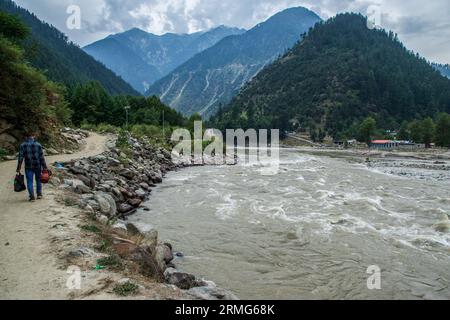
top-left (14, 173), bottom-right (26, 192)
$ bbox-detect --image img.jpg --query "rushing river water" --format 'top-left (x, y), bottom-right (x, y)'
top-left (129, 148), bottom-right (450, 299)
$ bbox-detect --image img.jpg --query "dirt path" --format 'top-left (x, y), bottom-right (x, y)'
top-left (0, 133), bottom-right (107, 299)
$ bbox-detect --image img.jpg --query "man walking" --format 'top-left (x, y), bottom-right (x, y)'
top-left (16, 132), bottom-right (47, 202)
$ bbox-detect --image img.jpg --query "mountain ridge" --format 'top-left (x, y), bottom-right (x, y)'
top-left (145, 7), bottom-right (322, 118)
top-left (211, 13), bottom-right (450, 139)
top-left (84, 25), bottom-right (245, 93)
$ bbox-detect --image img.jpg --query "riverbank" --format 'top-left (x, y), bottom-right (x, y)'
top-left (282, 145), bottom-right (450, 181)
top-left (0, 131), bottom-right (235, 300)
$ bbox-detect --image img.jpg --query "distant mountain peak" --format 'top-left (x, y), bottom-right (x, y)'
top-left (83, 25), bottom-right (245, 93)
top-left (145, 6), bottom-right (322, 117)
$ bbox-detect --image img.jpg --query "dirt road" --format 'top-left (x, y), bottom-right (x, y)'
top-left (0, 133), bottom-right (107, 299)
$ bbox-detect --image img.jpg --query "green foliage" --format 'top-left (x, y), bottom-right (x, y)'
top-left (80, 224), bottom-right (101, 233)
top-left (67, 84), bottom-right (186, 128)
top-left (408, 118), bottom-right (435, 146)
top-left (0, 10), bottom-right (29, 40)
top-left (0, 147), bottom-right (7, 159)
top-left (96, 123), bottom-right (119, 134)
top-left (357, 117), bottom-right (377, 145)
top-left (0, 11), bottom-right (68, 147)
top-left (420, 117), bottom-right (436, 147)
top-left (435, 113), bottom-right (450, 148)
top-left (397, 121), bottom-right (410, 140)
top-left (116, 128), bottom-right (130, 149)
top-left (0, 0), bottom-right (138, 95)
top-left (113, 282), bottom-right (139, 296)
top-left (398, 114), bottom-right (450, 148)
top-left (97, 255), bottom-right (122, 268)
top-left (211, 14), bottom-right (450, 140)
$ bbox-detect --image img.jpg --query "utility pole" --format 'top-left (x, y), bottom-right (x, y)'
top-left (162, 110), bottom-right (165, 141)
top-left (124, 105), bottom-right (130, 130)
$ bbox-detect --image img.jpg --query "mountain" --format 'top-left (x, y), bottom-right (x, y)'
top-left (0, 0), bottom-right (138, 96)
top-left (145, 7), bottom-right (322, 118)
top-left (433, 63), bottom-right (450, 79)
top-left (83, 26), bottom-right (245, 93)
top-left (211, 14), bottom-right (450, 139)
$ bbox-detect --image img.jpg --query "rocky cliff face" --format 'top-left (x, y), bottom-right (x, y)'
top-left (145, 7), bottom-right (322, 118)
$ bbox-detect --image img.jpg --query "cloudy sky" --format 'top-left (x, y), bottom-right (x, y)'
top-left (13, 0), bottom-right (450, 64)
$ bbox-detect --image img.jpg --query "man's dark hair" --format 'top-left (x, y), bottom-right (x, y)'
top-left (25, 130), bottom-right (37, 138)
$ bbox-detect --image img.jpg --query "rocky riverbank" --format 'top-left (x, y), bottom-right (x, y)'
top-left (51, 132), bottom-right (237, 300)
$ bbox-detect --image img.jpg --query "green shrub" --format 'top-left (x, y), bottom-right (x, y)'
top-left (113, 281), bottom-right (139, 296)
top-left (97, 255), bottom-right (122, 268)
top-left (80, 121), bottom-right (96, 131)
top-left (116, 128), bottom-right (130, 149)
top-left (0, 147), bottom-right (7, 160)
top-left (96, 123), bottom-right (119, 134)
top-left (80, 224), bottom-right (101, 233)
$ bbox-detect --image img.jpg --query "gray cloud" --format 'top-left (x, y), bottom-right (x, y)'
top-left (13, 0), bottom-right (450, 63)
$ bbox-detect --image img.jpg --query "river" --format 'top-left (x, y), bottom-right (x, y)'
top-left (129, 148), bottom-right (450, 299)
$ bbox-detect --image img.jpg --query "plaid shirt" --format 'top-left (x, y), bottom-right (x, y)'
top-left (17, 138), bottom-right (47, 171)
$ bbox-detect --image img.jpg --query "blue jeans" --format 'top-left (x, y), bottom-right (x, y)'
top-left (25, 168), bottom-right (42, 198)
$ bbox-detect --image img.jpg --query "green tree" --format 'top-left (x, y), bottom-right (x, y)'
top-left (0, 11), bottom-right (29, 41)
top-left (409, 120), bottom-right (423, 143)
top-left (435, 113), bottom-right (450, 148)
top-left (397, 121), bottom-right (410, 140)
top-left (358, 117), bottom-right (377, 146)
top-left (420, 117), bottom-right (436, 148)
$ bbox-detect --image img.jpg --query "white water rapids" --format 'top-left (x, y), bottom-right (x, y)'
top-left (129, 148), bottom-right (450, 299)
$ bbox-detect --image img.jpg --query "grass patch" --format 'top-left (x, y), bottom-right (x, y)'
top-left (80, 224), bottom-right (101, 233)
top-left (95, 238), bottom-right (112, 253)
top-left (113, 281), bottom-right (139, 297)
top-left (97, 255), bottom-right (122, 268)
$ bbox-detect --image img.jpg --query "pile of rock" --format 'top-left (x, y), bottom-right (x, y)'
top-left (56, 135), bottom-right (181, 221)
top-left (114, 221), bottom-right (237, 299)
top-left (54, 133), bottom-right (237, 299)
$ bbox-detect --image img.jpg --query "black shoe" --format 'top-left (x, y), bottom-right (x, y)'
top-left (37, 194), bottom-right (43, 200)
top-left (29, 196), bottom-right (36, 202)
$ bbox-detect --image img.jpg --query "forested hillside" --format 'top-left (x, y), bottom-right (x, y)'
top-left (212, 14), bottom-right (450, 140)
top-left (0, 11), bottom-right (72, 152)
top-left (0, 0), bottom-right (138, 96)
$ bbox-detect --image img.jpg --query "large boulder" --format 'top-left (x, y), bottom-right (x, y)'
top-left (94, 192), bottom-right (117, 216)
top-left (187, 280), bottom-right (239, 300)
top-left (0, 132), bottom-right (18, 153)
top-left (154, 243), bottom-right (174, 271)
top-left (126, 223), bottom-right (158, 250)
top-left (164, 268), bottom-right (197, 290)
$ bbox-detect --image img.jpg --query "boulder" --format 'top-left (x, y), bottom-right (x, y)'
top-left (187, 280), bottom-right (239, 300)
top-left (118, 203), bottom-right (134, 214)
top-left (119, 169), bottom-right (135, 180)
top-left (75, 184), bottom-right (91, 194)
top-left (97, 214), bottom-right (109, 225)
top-left (164, 268), bottom-right (197, 290)
top-left (125, 223), bottom-right (158, 250)
top-left (46, 148), bottom-right (59, 155)
top-left (68, 247), bottom-right (97, 258)
top-left (154, 243), bottom-right (173, 271)
top-left (135, 189), bottom-right (146, 198)
top-left (94, 192), bottom-right (117, 216)
top-left (128, 198), bottom-right (142, 208)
